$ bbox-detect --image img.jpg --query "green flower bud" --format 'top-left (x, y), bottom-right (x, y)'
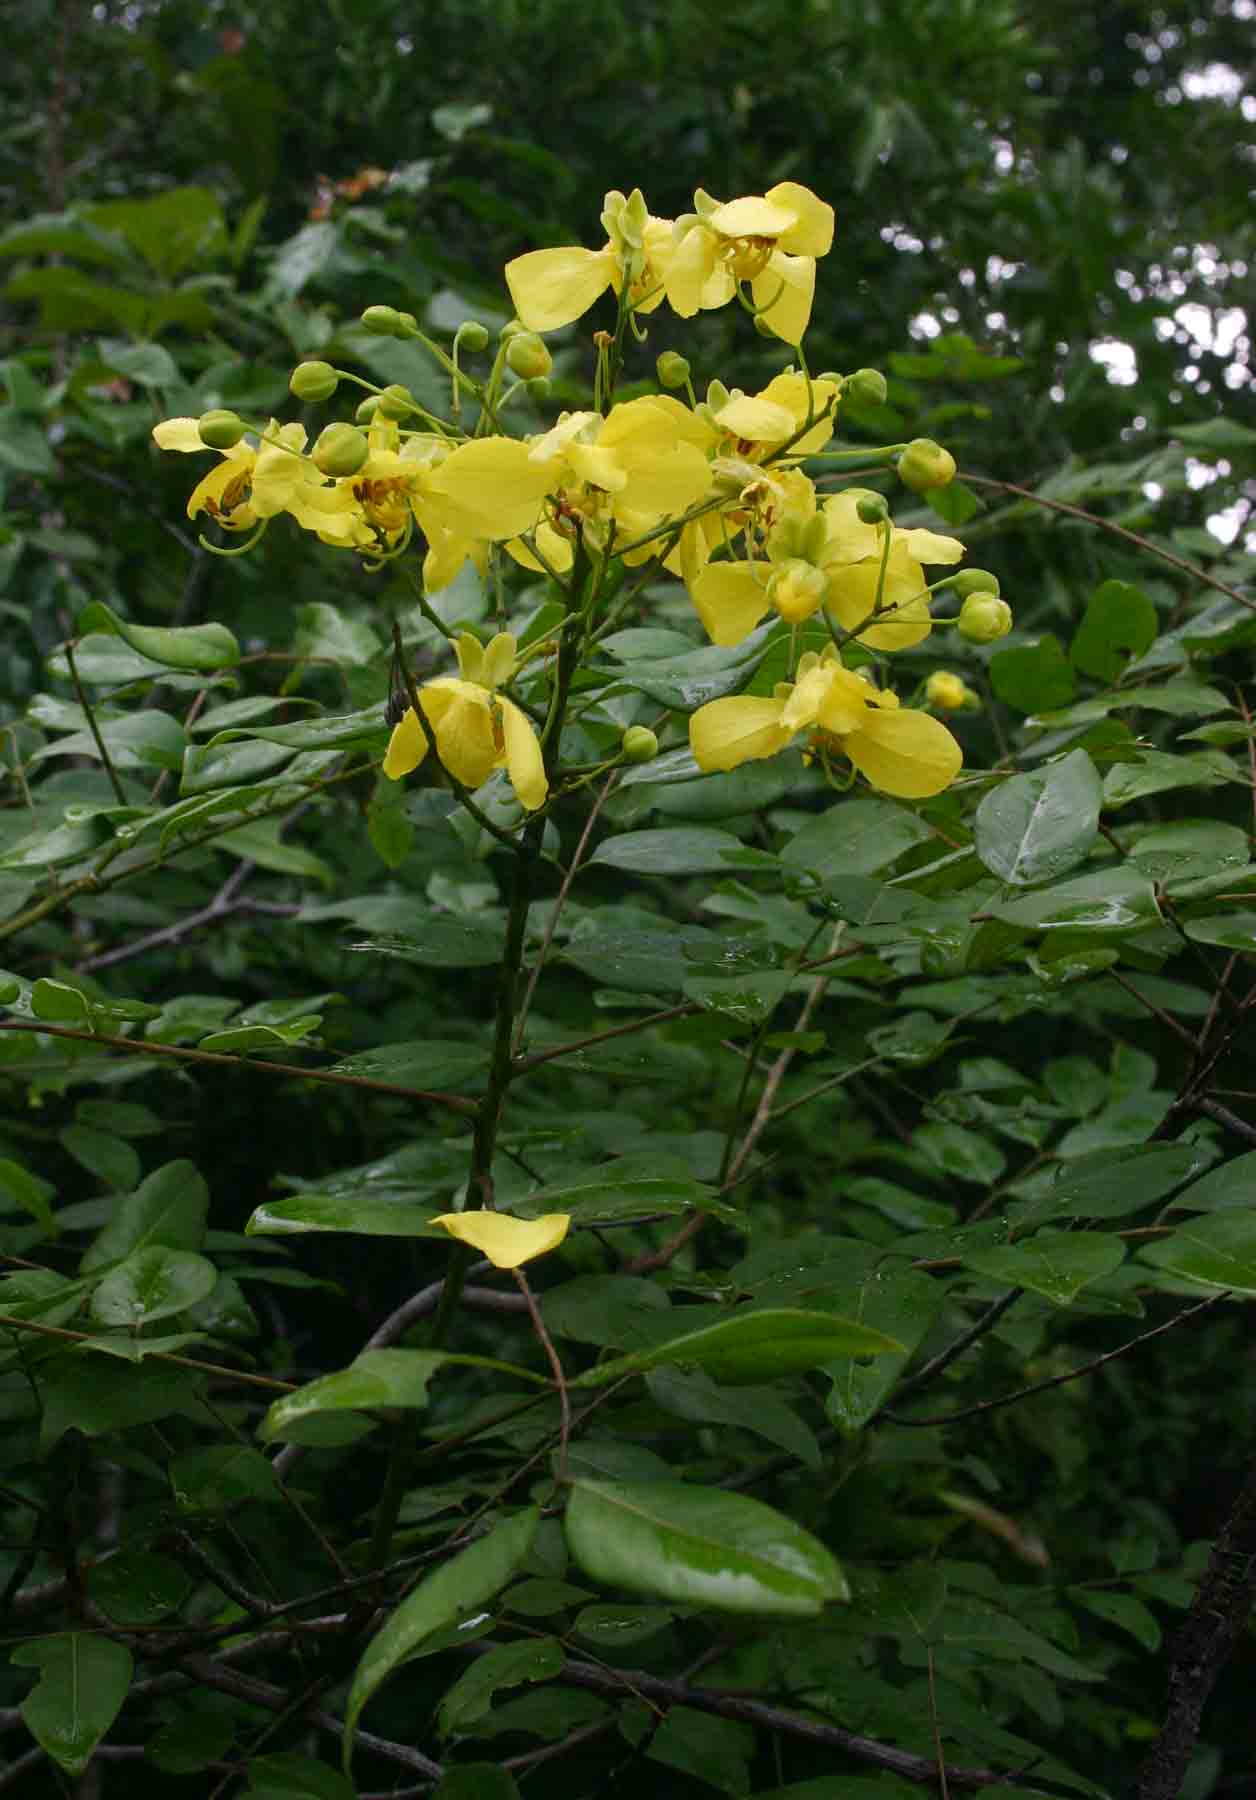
top-left (361, 305), bottom-right (403, 336)
top-left (925, 670), bottom-right (969, 712)
top-left (376, 384), bottom-right (417, 420)
top-left (197, 409), bottom-right (247, 450)
top-left (312, 422), bottom-right (370, 478)
top-left (398, 311), bottom-right (420, 337)
top-left (950, 568), bottom-right (1001, 599)
top-left (499, 319), bottom-right (526, 342)
top-left (505, 332), bottom-right (553, 380)
top-left (289, 360), bottom-right (339, 402)
top-left (656, 350), bottom-right (691, 389)
top-left (456, 320), bottom-right (490, 354)
top-left (622, 726), bottom-right (659, 764)
top-left (898, 438), bottom-right (957, 493)
top-left (753, 312), bottom-right (776, 339)
top-left (355, 395), bottom-right (381, 425)
top-left (856, 493), bottom-right (889, 525)
top-left (844, 367), bottom-right (888, 407)
top-left (957, 593), bottom-right (1013, 644)
top-left (526, 376), bottom-right (551, 400)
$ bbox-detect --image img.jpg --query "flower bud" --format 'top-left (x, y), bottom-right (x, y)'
top-left (505, 332), bottom-right (553, 380)
top-left (355, 396), bottom-right (381, 425)
top-left (656, 351), bottom-right (691, 389)
top-left (957, 593), bottom-right (1013, 644)
top-left (622, 725), bottom-right (659, 764)
top-left (197, 409), bottom-right (247, 449)
top-left (312, 423), bottom-right (370, 477)
top-left (376, 384), bottom-right (416, 420)
top-left (526, 377), bottom-right (551, 400)
top-left (361, 305), bottom-right (402, 335)
top-left (898, 438), bottom-right (957, 493)
top-left (844, 367), bottom-right (888, 407)
top-left (499, 319), bottom-right (526, 342)
top-left (456, 320), bottom-right (490, 354)
top-left (397, 311), bottom-right (419, 337)
top-left (951, 568), bottom-right (1001, 599)
top-left (769, 559), bottom-right (827, 623)
top-left (926, 671), bottom-right (969, 712)
top-left (289, 360), bottom-right (339, 402)
top-left (855, 493), bottom-right (889, 525)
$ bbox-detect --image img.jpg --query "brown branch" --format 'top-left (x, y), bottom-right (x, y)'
top-left (0, 1020), bottom-right (478, 1116)
top-left (1135, 1458), bottom-right (1256, 1799)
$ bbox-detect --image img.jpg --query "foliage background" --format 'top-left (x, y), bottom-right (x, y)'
top-left (0, 1), bottom-right (1254, 1796)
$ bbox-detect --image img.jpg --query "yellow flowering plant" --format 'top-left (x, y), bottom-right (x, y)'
top-left (137, 179), bottom-right (1022, 1674)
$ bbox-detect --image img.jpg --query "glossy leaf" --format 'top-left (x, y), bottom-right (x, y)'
top-left (259, 1348), bottom-right (545, 1442)
top-left (974, 750), bottom-right (1101, 886)
top-left (568, 1307), bottom-right (901, 1391)
top-left (963, 1230), bottom-right (1126, 1305)
top-left (564, 1477), bottom-right (848, 1615)
top-left (343, 1507), bottom-right (540, 1770)
top-left (1139, 1213), bottom-right (1256, 1293)
top-left (12, 1633), bottom-right (132, 1774)
top-left (1070, 580), bottom-right (1158, 680)
top-left (77, 600), bottom-right (240, 670)
top-left (88, 1247), bottom-right (217, 1328)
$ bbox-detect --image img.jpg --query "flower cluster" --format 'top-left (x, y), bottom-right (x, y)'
top-left (154, 179), bottom-right (1009, 836)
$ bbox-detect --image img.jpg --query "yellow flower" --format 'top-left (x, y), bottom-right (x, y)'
top-left (505, 188), bottom-right (674, 332)
top-left (925, 671), bottom-right (969, 712)
top-left (818, 490), bottom-right (966, 652)
top-left (152, 416), bottom-right (336, 535)
top-left (430, 397), bottom-right (711, 566)
top-left (690, 647), bottom-right (962, 799)
top-left (382, 632), bottom-right (548, 812)
top-left (665, 182), bottom-right (835, 343)
top-left (430, 1211), bottom-right (571, 1270)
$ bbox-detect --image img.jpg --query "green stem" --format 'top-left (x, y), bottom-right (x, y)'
top-left (63, 639), bottom-right (126, 807)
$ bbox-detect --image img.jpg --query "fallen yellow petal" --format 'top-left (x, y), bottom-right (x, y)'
top-left (430, 1212), bottom-right (571, 1269)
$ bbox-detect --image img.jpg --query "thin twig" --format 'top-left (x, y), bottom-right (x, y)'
top-left (514, 1267), bottom-right (570, 1480)
top-left (63, 638), bottom-right (127, 806)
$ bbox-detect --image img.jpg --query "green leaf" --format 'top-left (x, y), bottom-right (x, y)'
top-left (649, 1707), bottom-right (755, 1792)
top-left (1103, 748), bottom-right (1239, 807)
top-left (1170, 1151), bottom-right (1256, 1211)
top-left (1139, 1213), bottom-right (1256, 1293)
top-left (343, 1507), bottom-right (540, 1771)
top-left (963, 1230), bottom-right (1126, 1304)
top-left (97, 339), bottom-right (180, 387)
top-left (1068, 1587), bottom-right (1161, 1651)
top-left (989, 867), bottom-right (1158, 932)
top-left (1070, 581), bottom-right (1159, 681)
top-left (169, 1445), bottom-right (281, 1512)
top-left (564, 1477), bottom-right (848, 1615)
top-left (38, 1355), bottom-right (208, 1452)
top-left (974, 751), bottom-right (1102, 887)
top-left (608, 624), bottom-right (776, 709)
top-left (1182, 912), bottom-right (1256, 951)
top-left (0, 408), bottom-right (55, 474)
top-left (347, 917), bottom-right (507, 969)
top-left (258, 1348), bottom-right (544, 1442)
top-left (213, 820), bottom-right (334, 886)
top-left (147, 1709), bottom-right (237, 1777)
top-left (432, 1769), bottom-right (521, 1800)
top-left (329, 1041), bottom-right (486, 1087)
top-left (60, 1124), bottom-right (141, 1192)
top-left (782, 796), bottom-right (932, 882)
top-left (85, 1549), bottom-right (193, 1624)
top-left (0, 1159), bottom-right (56, 1233)
top-left (246, 1195), bottom-right (441, 1237)
top-left (824, 1265), bottom-right (946, 1432)
top-left (1013, 1146), bottom-right (1203, 1223)
top-left (437, 1638), bottom-right (564, 1736)
top-left (989, 635), bottom-right (1076, 712)
top-left (647, 1365), bottom-right (821, 1467)
top-left (914, 1121), bottom-right (1006, 1185)
top-left (293, 601), bottom-right (382, 666)
top-left (568, 1307), bottom-right (900, 1391)
top-left (83, 1159), bottom-right (208, 1271)
top-left (84, 186), bottom-right (226, 277)
top-left (88, 1247), bottom-right (218, 1328)
top-left (198, 1017), bottom-right (321, 1052)
top-left (590, 827), bottom-right (746, 875)
top-left (244, 1751), bottom-right (357, 1799)
top-left (519, 1154), bottom-right (717, 1224)
top-left (76, 600), bottom-right (239, 670)
top-left (12, 1633), bottom-right (132, 1775)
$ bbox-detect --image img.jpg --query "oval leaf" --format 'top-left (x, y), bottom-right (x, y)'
top-left (568, 1307), bottom-right (902, 1391)
top-left (564, 1477), bottom-right (848, 1616)
top-left (12, 1633), bottom-right (133, 1775)
top-left (343, 1507), bottom-right (540, 1772)
top-left (974, 750), bottom-right (1102, 887)
top-left (89, 1247), bottom-right (218, 1328)
top-left (77, 600), bottom-right (239, 670)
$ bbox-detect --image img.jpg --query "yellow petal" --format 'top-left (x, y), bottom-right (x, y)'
top-left (688, 562), bottom-right (772, 646)
top-left (690, 696), bottom-right (793, 772)
top-left (382, 708), bottom-right (429, 780)
top-left (896, 526), bottom-right (966, 565)
top-left (757, 372), bottom-right (840, 454)
top-left (663, 223), bottom-right (715, 317)
top-left (613, 444), bottom-right (710, 522)
top-left (430, 1211), bottom-right (571, 1269)
top-left (708, 195), bottom-right (796, 239)
top-left (506, 520), bottom-right (574, 576)
top-left (153, 417), bottom-right (210, 452)
top-left (844, 708), bottom-right (963, 799)
top-left (826, 555), bottom-right (933, 651)
top-left (481, 634), bottom-right (519, 692)
top-left (764, 182), bottom-right (835, 257)
top-left (711, 395), bottom-right (795, 443)
top-left (430, 439), bottom-right (554, 540)
top-left (751, 253), bottom-right (815, 345)
top-left (505, 246), bottom-right (615, 332)
top-left (420, 680), bottom-right (498, 789)
top-left (498, 697), bottom-right (548, 811)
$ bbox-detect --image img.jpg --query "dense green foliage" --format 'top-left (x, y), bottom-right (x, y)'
top-left (0, 4), bottom-right (1254, 1797)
